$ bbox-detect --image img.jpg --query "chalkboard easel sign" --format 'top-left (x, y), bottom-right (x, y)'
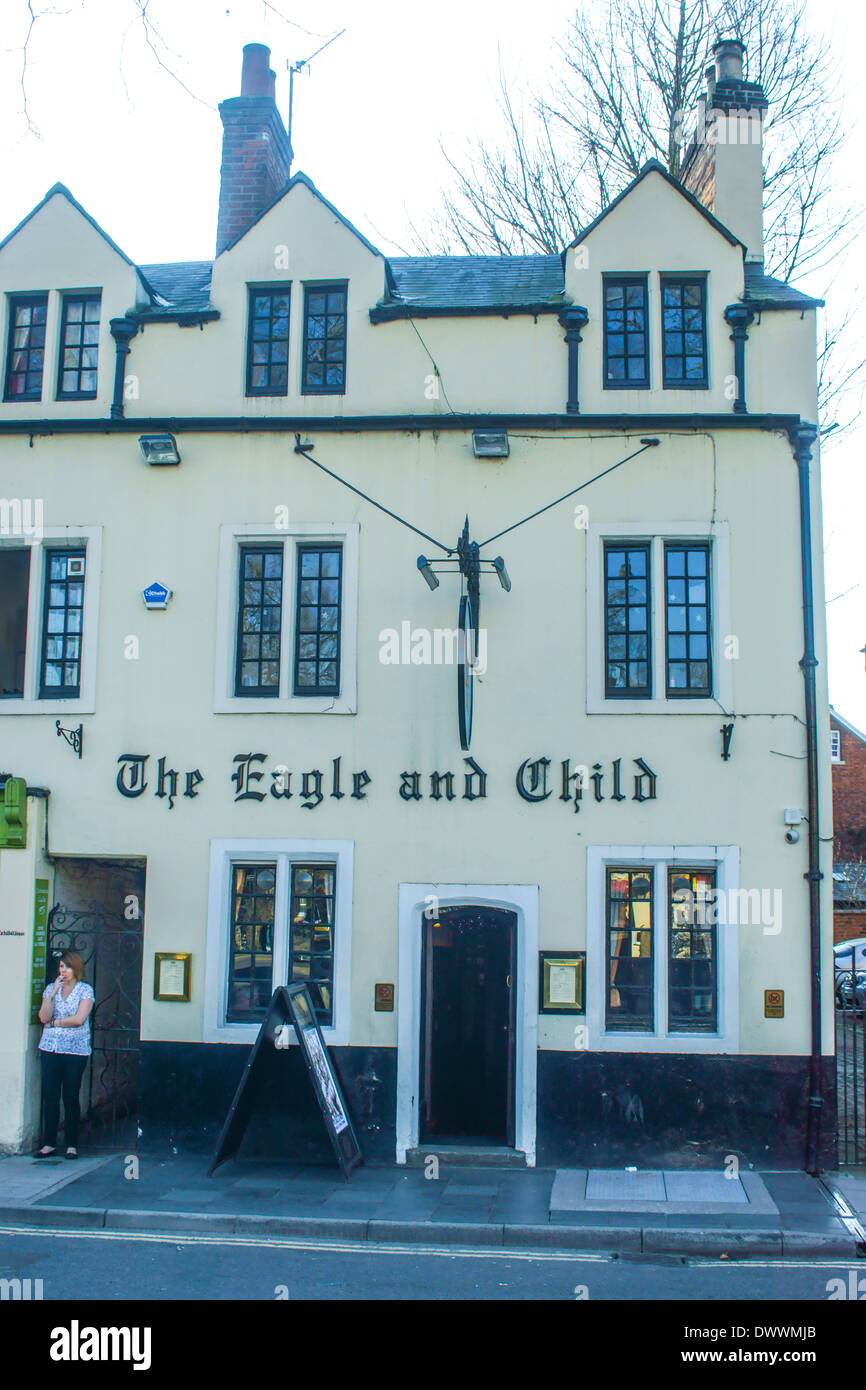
top-left (207, 984), bottom-right (363, 1179)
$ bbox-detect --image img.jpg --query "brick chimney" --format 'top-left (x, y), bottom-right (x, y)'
top-left (215, 44), bottom-right (293, 257)
top-left (681, 38), bottom-right (768, 265)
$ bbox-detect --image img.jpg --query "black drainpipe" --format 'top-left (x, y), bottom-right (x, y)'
top-left (108, 316), bottom-right (139, 420)
top-left (790, 422), bottom-right (824, 1173)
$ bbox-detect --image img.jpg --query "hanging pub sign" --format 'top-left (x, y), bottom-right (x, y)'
top-left (208, 984), bottom-right (362, 1180)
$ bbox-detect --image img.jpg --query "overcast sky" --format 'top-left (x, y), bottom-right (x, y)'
top-left (2, 0), bottom-right (863, 728)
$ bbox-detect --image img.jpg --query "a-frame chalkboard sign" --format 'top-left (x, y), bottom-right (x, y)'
top-left (207, 984), bottom-right (363, 1179)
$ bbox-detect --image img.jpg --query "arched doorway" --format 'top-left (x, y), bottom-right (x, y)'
top-left (420, 904), bottom-right (516, 1145)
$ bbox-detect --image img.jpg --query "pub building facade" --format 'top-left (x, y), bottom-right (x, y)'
top-left (0, 40), bottom-right (836, 1169)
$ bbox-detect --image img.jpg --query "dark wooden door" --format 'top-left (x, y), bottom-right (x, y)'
top-left (420, 905), bottom-right (516, 1145)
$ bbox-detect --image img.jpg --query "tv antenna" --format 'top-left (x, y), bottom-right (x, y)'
top-left (287, 29), bottom-right (346, 173)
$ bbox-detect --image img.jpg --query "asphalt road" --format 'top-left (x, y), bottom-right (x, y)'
top-left (0, 1223), bottom-right (862, 1302)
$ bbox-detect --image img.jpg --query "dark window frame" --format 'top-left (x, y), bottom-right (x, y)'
top-left (660, 274), bottom-right (709, 389)
top-left (4, 293), bottom-right (49, 402)
top-left (226, 862), bottom-right (277, 1023)
top-left (245, 285), bottom-right (291, 397)
top-left (301, 282), bottom-right (348, 395)
top-left (603, 541), bottom-right (652, 698)
top-left (0, 547), bottom-right (31, 698)
top-left (602, 274), bottom-right (650, 390)
top-left (605, 866), bottom-right (655, 1032)
top-left (234, 544), bottom-right (284, 697)
top-left (668, 867), bottom-right (718, 1032)
top-left (289, 862), bottom-right (336, 1026)
top-left (56, 293), bottom-right (101, 401)
top-left (664, 542), bottom-right (712, 698)
top-left (293, 544), bottom-right (343, 697)
top-left (39, 547), bottom-right (86, 699)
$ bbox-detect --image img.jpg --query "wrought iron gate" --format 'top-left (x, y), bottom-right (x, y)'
top-left (46, 905), bottom-right (143, 1148)
top-left (835, 948), bottom-right (866, 1165)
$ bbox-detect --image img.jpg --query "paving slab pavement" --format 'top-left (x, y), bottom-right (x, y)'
top-left (0, 1153), bottom-right (862, 1258)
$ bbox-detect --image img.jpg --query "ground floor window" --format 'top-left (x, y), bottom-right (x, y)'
top-left (588, 845), bottom-right (738, 1052)
top-left (205, 839), bottom-right (352, 1044)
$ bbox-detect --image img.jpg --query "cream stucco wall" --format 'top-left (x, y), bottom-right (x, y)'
top-left (0, 424), bottom-right (833, 1065)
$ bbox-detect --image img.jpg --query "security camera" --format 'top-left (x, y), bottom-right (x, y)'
top-left (785, 828), bottom-right (800, 844)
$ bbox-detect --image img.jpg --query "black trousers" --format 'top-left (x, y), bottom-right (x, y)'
top-left (41, 1052), bottom-right (88, 1148)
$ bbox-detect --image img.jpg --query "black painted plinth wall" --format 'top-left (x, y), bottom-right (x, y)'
top-left (138, 1042), bottom-right (398, 1165)
top-left (137, 1043), bottom-right (836, 1170)
top-left (536, 1051), bottom-right (837, 1170)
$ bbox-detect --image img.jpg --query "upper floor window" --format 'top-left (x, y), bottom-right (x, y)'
top-left (0, 531), bottom-right (99, 710)
top-left (246, 288), bottom-right (289, 396)
top-left (830, 729), bottom-right (842, 763)
top-left (603, 277), bottom-right (649, 388)
top-left (235, 545), bottom-right (283, 696)
top-left (40, 548), bottom-right (86, 696)
top-left (589, 523), bottom-right (728, 713)
top-left (217, 524), bottom-right (358, 714)
top-left (664, 543), bottom-right (711, 697)
top-left (302, 284), bottom-right (347, 394)
top-left (661, 277), bottom-right (707, 387)
top-left (4, 295), bottom-right (48, 402)
top-left (604, 543), bottom-right (650, 697)
top-left (57, 294), bottom-right (100, 399)
top-left (294, 545), bottom-right (342, 696)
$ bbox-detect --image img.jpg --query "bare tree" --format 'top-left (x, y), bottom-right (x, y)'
top-left (417, 0), bottom-right (862, 437)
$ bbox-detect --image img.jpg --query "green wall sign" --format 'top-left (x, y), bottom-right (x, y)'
top-left (30, 879), bottom-right (50, 1021)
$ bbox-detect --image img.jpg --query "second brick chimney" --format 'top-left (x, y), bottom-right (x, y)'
top-left (681, 39), bottom-right (768, 265)
top-left (215, 44), bottom-right (293, 257)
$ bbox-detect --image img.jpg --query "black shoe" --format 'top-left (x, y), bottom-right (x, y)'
top-left (34, 1147), bottom-right (57, 1158)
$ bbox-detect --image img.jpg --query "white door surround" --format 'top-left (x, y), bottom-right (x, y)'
top-left (396, 883), bottom-right (539, 1165)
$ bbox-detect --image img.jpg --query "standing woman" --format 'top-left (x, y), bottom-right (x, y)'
top-left (34, 951), bottom-right (94, 1159)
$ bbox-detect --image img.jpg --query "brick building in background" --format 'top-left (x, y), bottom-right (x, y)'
top-left (830, 708), bottom-right (866, 943)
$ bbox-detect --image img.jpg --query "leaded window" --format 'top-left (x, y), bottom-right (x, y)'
top-left (235, 546), bottom-right (283, 696)
top-left (227, 864), bottom-right (276, 1021)
top-left (4, 295), bottom-right (48, 401)
top-left (246, 289), bottom-right (289, 396)
top-left (289, 864), bottom-right (336, 1026)
top-left (603, 277), bottom-right (649, 387)
top-left (57, 294), bottom-right (100, 399)
top-left (302, 285), bottom-right (347, 393)
top-left (661, 278), bottom-right (707, 386)
top-left (665, 544), bottom-right (711, 696)
top-left (293, 546), bottom-right (342, 695)
top-left (668, 868), bottom-right (717, 1031)
top-left (40, 549), bottom-right (85, 698)
top-left (604, 543), bottom-right (651, 697)
top-left (606, 867), bottom-right (654, 1030)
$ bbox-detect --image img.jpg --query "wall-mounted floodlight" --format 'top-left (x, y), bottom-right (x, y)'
top-left (472, 430), bottom-right (509, 458)
top-left (417, 556), bottom-right (440, 590)
top-left (492, 556), bottom-right (511, 592)
top-left (139, 434), bottom-right (181, 466)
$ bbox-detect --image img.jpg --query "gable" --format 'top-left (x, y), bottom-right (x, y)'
top-left (0, 187), bottom-right (148, 304)
top-left (564, 165), bottom-right (744, 303)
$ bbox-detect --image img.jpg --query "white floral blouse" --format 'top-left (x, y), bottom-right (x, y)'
top-left (39, 981), bottom-right (94, 1055)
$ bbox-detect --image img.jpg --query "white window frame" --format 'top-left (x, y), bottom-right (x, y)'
top-left (0, 525), bottom-right (101, 714)
top-left (586, 844), bottom-right (739, 1053)
top-left (830, 730), bottom-right (842, 763)
top-left (214, 522), bottom-right (359, 713)
top-left (204, 838), bottom-right (354, 1045)
top-left (586, 521), bottom-right (731, 713)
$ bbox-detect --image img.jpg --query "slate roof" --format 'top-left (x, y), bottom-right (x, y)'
top-left (137, 260), bottom-right (215, 319)
top-left (375, 255), bottom-right (565, 319)
top-left (742, 265), bottom-right (823, 311)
